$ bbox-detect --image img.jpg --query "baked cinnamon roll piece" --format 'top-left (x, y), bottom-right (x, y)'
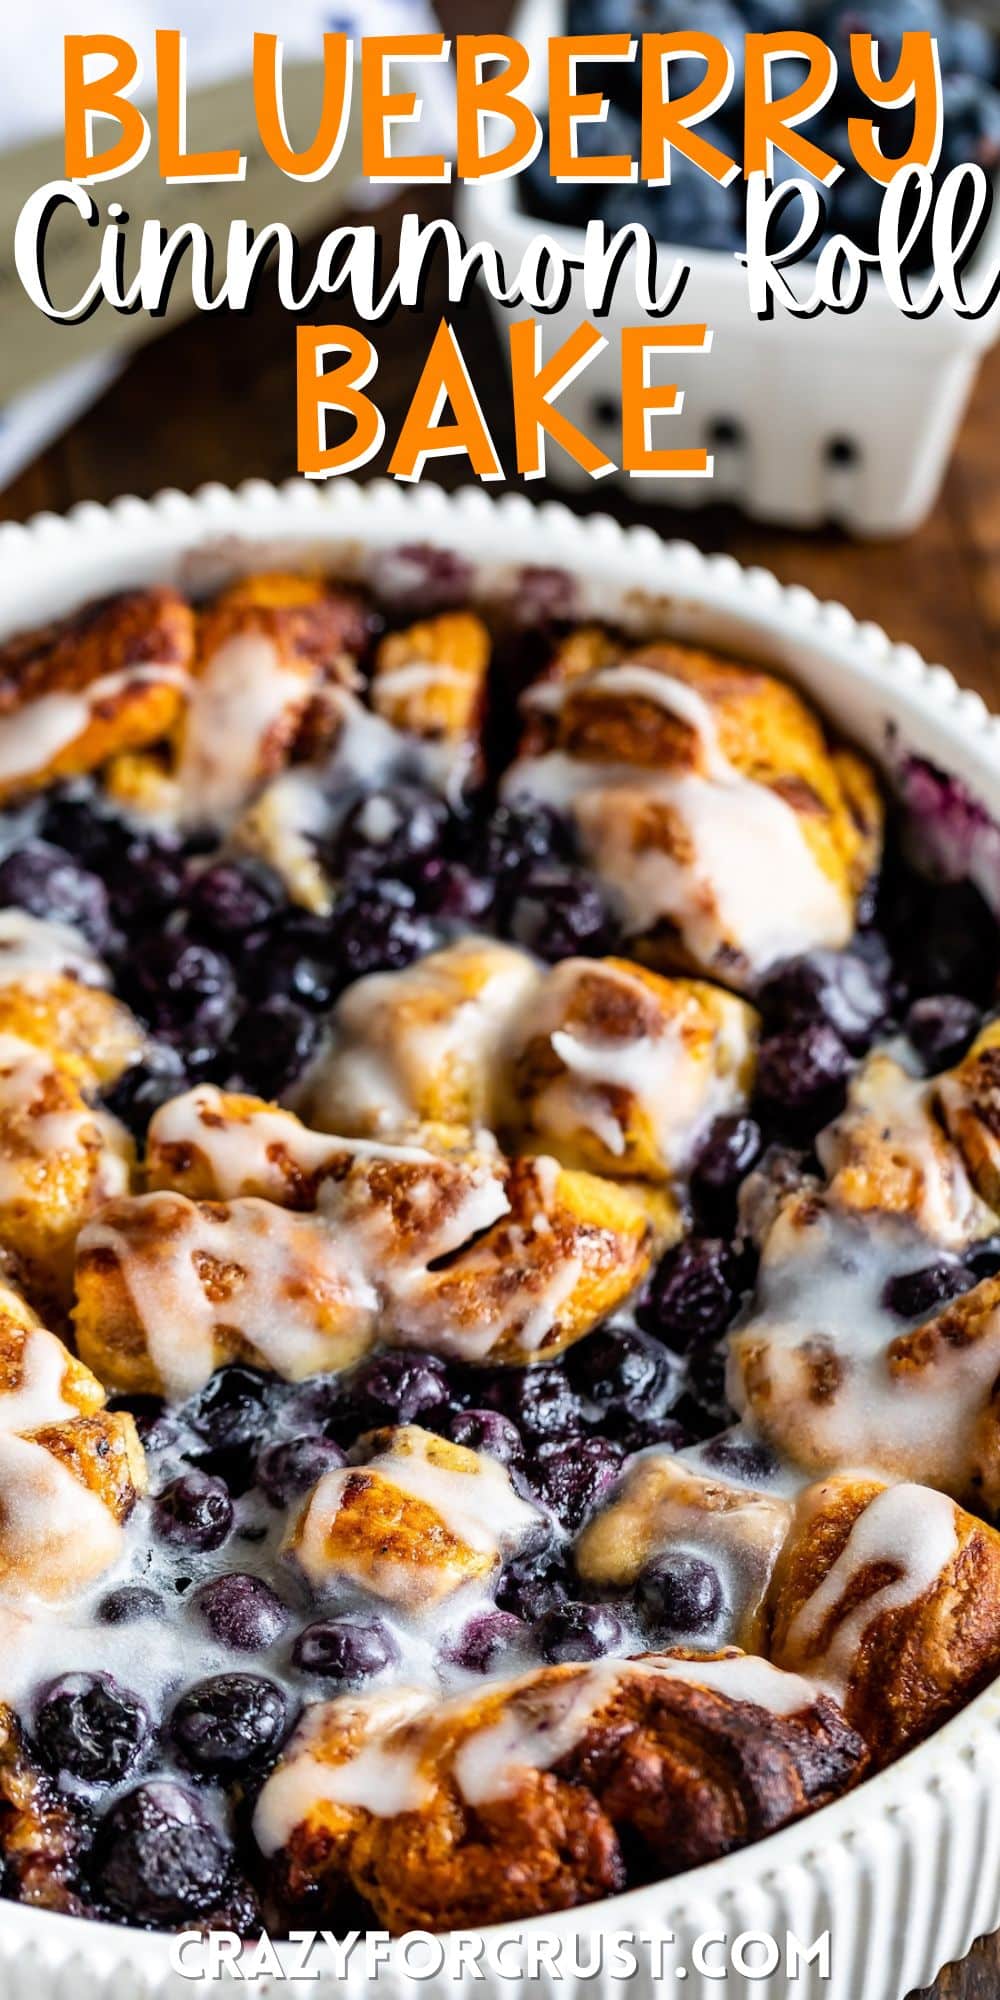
top-left (254, 1652), bottom-right (866, 1931)
top-left (767, 1473), bottom-right (1000, 1762)
top-left (503, 631), bottom-right (882, 991)
top-left (506, 956), bottom-right (758, 1182)
top-left (0, 589), bottom-right (194, 804)
top-left (0, 1279), bottom-right (105, 1429)
top-left (282, 1423), bottom-right (543, 1612)
top-left (170, 573), bottom-right (374, 830)
top-left (369, 611), bottom-right (491, 796)
top-left (141, 1089), bottom-right (667, 1372)
top-left (816, 1048), bottom-right (997, 1249)
top-left (72, 1189), bottom-right (383, 1398)
top-left (0, 1704), bottom-right (88, 1913)
top-left (0, 1030), bottom-right (134, 1314)
top-left (937, 1018), bottom-right (1000, 1214)
top-left (575, 1446), bottom-right (793, 1650)
top-left (297, 936), bottom-right (541, 1143)
top-left (0, 1410), bottom-right (145, 1600)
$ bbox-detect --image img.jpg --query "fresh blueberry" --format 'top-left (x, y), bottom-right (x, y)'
top-left (639, 1553), bottom-right (727, 1638)
top-left (881, 1259), bottom-right (975, 1321)
top-left (444, 1611), bottom-right (528, 1675)
top-left (326, 880), bottom-right (437, 987)
top-left (91, 1780), bottom-right (232, 1924)
top-left (170, 1673), bottom-right (288, 1774)
top-left (904, 994), bottom-right (980, 1072)
top-left (346, 1349), bottom-right (449, 1432)
top-left (38, 790), bottom-right (119, 868)
top-left (567, 1325), bottom-right (678, 1416)
top-left (760, 948), bottom-right (890, 1051)
top-left (96, 1585), bottom-right (166, 1625)
top-left (639, 1238), bottom-right (742, 1351)
top-left (755, 1021), bottom-right (851, 1124)
top-left (693, 1114), bottom-right (763, 1193)
top-left (102, 1045), bottom-right (188, 1140)
top-left (405, 857), bottom-right (493, 923)
top-left (939, 72), bottom-right (1000, 174)
top-left (968, 1238), bottom-right (1000, 1283)
top-left (496, 1549), bottom-right (573, 1623)
top-left (34, 1674), bottom-right (149, 1787)
top-left (501, 864), bottom-right (616, 961)
top-left (185, 1366), bottom-right (276, 1451)
top-left (102, 834), bottom-right (189, 929)
top-left (0, 841), bottom-right (115, 953)
top-left (942, 17), bottom-right (997, 84)
top-left (447, 1408), bottom-right (524, 1467)
top-left (256, 1434), bottom-right (346, 1508)
top-left (153, 1471), bottom-right (233, 1552)
top-left (332, 785), bottom-right (449, 882)
top-left (699, 1432), bottom-right (779, 1485)
top-left (228, 995), bottom-right (321, 1098)
top-left (671, 1337), bottom-right (735, 1441)
top-left (472, 802), bottom-right (572, 889)
top-left (534, 1601), bottom-right (624, 1665)
top-left (242, 916), bottom-right (338, 1010)
top-left (292, 1615), bottom-right (400, 1684)
top-left (530, 1434), bottom-right (624, 1531)
top-left (190, 1573), bottom-right (290, 1652)
top-left (126, 934), bottom-right (238, 1050)
top-left (486, 1364), bottom-right (582, 1443)
top-left (187, 861), bottom-right (283, 937)
top-left (610, 1413), bottom-right (689, 1455)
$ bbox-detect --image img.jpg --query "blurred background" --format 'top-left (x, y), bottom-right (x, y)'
top-left (0, 0), bottom-right (997, 716)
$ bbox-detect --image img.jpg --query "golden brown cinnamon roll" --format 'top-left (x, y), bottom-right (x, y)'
top-left (298, 936), bottom-right (541, 1143)
top-left (575, 1447), bottom-right (793, 1651)
top-left (72, 1189), bottom-right (381, 1398)
top-left (0, 1031), bottom-right (134, 1314)
top-left (254, 1652), bottom-right (866, 1932)
top-left (817, 1048), bottom-right (997, 1249)
top-left (937, 1018), bottom-right (1000, 1214)
top-left (0, 1704), bottom-right (87, 1913)
top-left (767, 1473), bottom-right (1000, 1762)
top-left (503, 632), bottom-right (882, 991)
top-left (0, 1410), bottom-right (145, 1599)
top-left (506, 956), bottom-right (758, 1182)
top-left (0, 589), bottom-right (194, 803)
top-left (282, 1424), bottom-right (543, 1612)
top-left (369, 611), bottom-right (490, 793)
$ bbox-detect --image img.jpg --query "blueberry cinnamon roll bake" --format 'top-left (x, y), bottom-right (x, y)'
top-left (0, 564), bottom-right (997, 1936)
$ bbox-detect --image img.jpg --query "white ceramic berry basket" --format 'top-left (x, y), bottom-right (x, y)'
top-left (1, 476), bottom-right (1000, 2000)
top-left (457, 0), bottom-right (1000, 538)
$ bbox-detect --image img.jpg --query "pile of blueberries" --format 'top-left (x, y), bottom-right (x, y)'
top-left (521, 0), bottom-right (1000, 258)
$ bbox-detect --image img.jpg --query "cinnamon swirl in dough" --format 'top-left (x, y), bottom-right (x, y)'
top-left (767, 1473), bottom-right (1000, 1761)
top-left (254, 1652), bottom-right (866, 1931)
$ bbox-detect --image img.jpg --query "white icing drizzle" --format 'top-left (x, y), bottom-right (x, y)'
top-left (175, 631), bottom-right (310, 826)
top-left (0, 665), bottom-right (188, 787)
top-left (505, 665), bottom-right (850, 979)
top-left (0, 910), bottom-right (108, 989)
top-left (728, 1192), bottom-right (1000, 1493)
top-left (254, 1651), bottom-right (823, 1852)
top-left (304, 937), bottom-right (539, 1142)
top-left (785, 1482), bottom-right (959, 1696)
top-left (0, 1033), bottom-right (128, 1206)
top-left (0, 1327), bottom-right (77, 1433)
top-left (0, 1431), bottom-right (122, 1599)
top-left (79, 1193), bottom-right (379, 1398)
top-left (524, 957), bottom-right (752, 1175)
top-left (253, 1688), bottom-right (436, 1855)
top-left (147, 1085), bottom-right (439, 1202)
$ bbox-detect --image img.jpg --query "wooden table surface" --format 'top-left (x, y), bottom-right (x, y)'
top-left (1, 10), bottom-right (999, 1991)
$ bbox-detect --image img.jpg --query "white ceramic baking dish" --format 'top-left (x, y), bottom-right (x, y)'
top-left (0, 477), bottom-right (999, 2000)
